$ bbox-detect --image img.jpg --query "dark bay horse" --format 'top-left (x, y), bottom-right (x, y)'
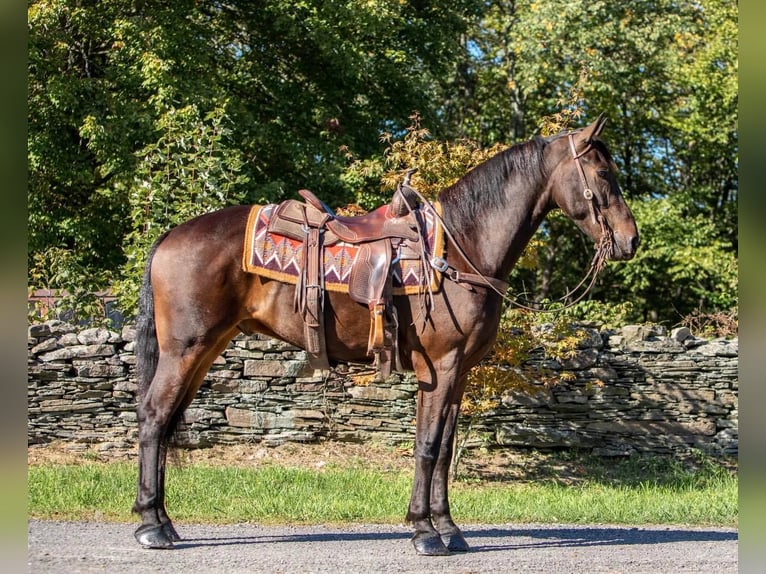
top-left (132, 116), bottom-right (639, 555)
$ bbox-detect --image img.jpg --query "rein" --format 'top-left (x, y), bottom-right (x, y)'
top-left (398, 133), bottom-right (615, 313)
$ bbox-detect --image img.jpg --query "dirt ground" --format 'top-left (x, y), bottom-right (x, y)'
top-left (27, 439), bottom-right (602, 485)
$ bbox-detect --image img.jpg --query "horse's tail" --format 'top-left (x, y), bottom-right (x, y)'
top-left (134, 232), bottom-right (170, 400)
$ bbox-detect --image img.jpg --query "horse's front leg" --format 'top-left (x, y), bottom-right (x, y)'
top-left (430, 399), bottom-right (470, 552)
top-left (406, 352), bottom-right (462, 556)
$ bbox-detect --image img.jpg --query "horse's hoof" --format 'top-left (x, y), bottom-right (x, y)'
top-left (441, 530), bottom-right (470, 552)
top-left (135, 524), bottom-right (175, 549)
top-left (162, 520), bottom-right (182, 542)
top-left (412, 532), bottom-right (450, 556)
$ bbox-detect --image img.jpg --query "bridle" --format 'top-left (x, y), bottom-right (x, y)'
top-left (568, 133), bottom-right (606, 227)
top-left (566, 133), bottom-right (614, 270)
top-left (549, 133), bottom-right (615, 307)
top-left (400, 130), bottom-right (616, 313)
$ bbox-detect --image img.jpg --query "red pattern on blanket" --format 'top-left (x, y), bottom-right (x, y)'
top-left (242, 203), bottom-right (444, 295)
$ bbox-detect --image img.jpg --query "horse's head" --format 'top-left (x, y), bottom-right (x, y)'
top-left (547, 115), bottom-right (639, 261)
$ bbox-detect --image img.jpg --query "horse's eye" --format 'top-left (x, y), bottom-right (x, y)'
top-left (597, 169), bottom-right (610, 179)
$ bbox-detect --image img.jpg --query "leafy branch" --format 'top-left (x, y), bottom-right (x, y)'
top-left (116, 104), bottom-right (249, 316)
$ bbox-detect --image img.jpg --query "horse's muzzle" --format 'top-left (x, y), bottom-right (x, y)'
top-left (610, 233), bottom-right (639, 261)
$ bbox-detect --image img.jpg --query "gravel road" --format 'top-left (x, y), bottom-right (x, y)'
top-left (28, 520), bottom-right (737, 573)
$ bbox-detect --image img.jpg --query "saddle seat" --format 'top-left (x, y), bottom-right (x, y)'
top-left (297, 189), bottom-right (419, 244)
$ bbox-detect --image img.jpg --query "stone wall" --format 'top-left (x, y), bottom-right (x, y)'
top-left (27, 320), bottom-right (738, 458)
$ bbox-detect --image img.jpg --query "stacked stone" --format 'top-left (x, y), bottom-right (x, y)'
top-left (28, 320), bottom-right (138, 452)
top-left (478, 324), bottom-right (738, 457)
top-left (27, 320), bottom-right (737, 458)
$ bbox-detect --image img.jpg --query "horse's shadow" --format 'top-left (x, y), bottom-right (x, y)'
top-left (172, 525), bottom-right (737, 552)
top-left (461, 526), bottom-right (738, 553)
top-left (174, 530), bottom-right (407, 549)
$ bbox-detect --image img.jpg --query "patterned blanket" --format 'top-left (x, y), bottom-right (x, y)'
top-left (242, 202), bottom-right (444, 295)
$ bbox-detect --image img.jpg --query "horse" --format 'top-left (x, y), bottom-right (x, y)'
top-left (131, 115), bottom-right (639, 556)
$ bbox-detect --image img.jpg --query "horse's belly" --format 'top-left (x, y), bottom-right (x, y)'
top-left (242, 279), bottom-right (373, 364)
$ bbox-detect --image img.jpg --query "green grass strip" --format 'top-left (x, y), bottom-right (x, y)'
top-left (28, 462), bottom-right (737, 527)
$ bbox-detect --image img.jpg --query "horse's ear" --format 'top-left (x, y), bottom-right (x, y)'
top-left (577, 114), bottom-right (608, 146)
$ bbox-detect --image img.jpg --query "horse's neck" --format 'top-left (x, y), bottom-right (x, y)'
top-left (451, 179), bottom-right (550, 280)
top-left (489, 190), bottom-right (549, 278)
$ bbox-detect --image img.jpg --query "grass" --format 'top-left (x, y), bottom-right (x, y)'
top-left (28, 448), bottom-right (738, 527)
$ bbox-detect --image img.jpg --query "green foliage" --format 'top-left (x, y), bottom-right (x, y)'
top-left (28, 0), bottom-right (134, 280)
top-left (441, 0), bottom-right (737, 323)
top-left (545, 300), bottom-right (636, 331)
top-left (343, 112), bottom-right (508, 208)
top-left (117, 105), bottom-right (249, 316)
top-left (27, 1), bottom-right (737, 326)
top-left (611, 197), bottom-right (738, 322)
top-left (28, 0), bottom-right (478, 318)
top-left (28, 247), bottom-right (114, 326)
top-left (661, 0), bottom-right (738, 241)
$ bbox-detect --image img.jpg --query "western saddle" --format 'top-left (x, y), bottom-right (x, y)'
top-left (266, 175), bottom-right (427, 378)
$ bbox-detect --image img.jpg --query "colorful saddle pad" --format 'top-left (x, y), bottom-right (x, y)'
top-left (242, 202), bottom-right (444, 295)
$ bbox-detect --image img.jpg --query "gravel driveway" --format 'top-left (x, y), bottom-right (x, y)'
top-left (28, 519), bottom-right (737, 573)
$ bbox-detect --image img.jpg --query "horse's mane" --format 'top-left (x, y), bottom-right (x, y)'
top-left (438, 136), bottom-right (549, 235)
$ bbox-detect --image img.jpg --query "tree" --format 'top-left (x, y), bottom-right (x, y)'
top-left (437, 0), bottom-right (737, 323)
top-left (28, 0), bottom-right (137, 276)
top-left (119, 105), bottom-right (249, 315)
top-left (609, 198), bottom-right (738, 322)
top-left (28, 0), bottom-right (480, 319)
top-left (28, 1), bottom-right (737, 325)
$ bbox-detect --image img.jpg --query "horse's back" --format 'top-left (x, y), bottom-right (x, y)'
top-left (153, 204), bottom-right (253, 262)
top-left (161, 204), bottom-right (253, 245)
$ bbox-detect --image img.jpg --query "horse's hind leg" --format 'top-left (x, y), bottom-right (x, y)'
top-left (154, 407), bottom-right (185, 542)
top-left (133, 336), bottom-right (233, 548)
top-left (133, 354), bottom-right (196, 548)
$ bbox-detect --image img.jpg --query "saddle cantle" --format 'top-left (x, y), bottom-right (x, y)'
top-left (242, 185), bottom-right (444, 377)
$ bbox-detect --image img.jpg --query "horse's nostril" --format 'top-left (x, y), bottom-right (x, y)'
top-left (630, 235), bottom-right (640, 252)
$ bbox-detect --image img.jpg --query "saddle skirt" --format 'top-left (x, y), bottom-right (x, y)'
top-left (242, 202), bottom-right (445, 295)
